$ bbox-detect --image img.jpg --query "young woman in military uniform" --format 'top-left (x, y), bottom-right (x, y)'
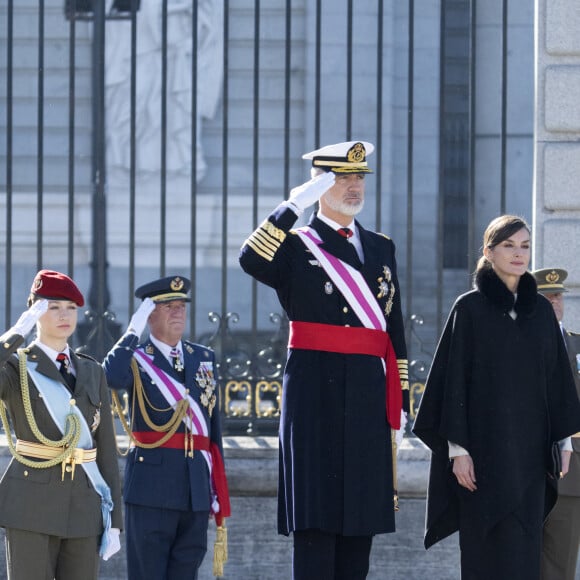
top-left (0, 270), bottom-right (122, 579)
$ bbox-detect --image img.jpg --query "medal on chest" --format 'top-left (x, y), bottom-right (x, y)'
top-left (377, 265), bottom-right (395, 316)
top-left (195, 361), bottom-right (217, 416)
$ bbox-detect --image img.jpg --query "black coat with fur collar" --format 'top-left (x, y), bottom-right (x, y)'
top-left (413, 267), bottom-right (580, 548)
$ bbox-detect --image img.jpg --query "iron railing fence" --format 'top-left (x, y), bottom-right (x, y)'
top-left (0, 0), bottom-right (531, 434)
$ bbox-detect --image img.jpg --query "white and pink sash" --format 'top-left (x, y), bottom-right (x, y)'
top-left (132, 349), bottom-right (213, 476)
top-left (296, 227), bottom-right (386, 332)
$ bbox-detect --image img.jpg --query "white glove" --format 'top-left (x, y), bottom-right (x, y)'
top-left (101, 527), bottom-right (121, 561)
top-left (288, 171), bottom-right (335, 211)
top-left (395, 410), bottom-right (407, 449)
top-left (127, 297), bottom-right (156, 337)
top-left (10, 299), bottom-right (48, 337)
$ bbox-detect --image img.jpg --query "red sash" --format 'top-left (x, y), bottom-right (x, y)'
top-left (131, 432), bottom-right (231, 523)
top-left (288, 321), bottom-right (403, 429)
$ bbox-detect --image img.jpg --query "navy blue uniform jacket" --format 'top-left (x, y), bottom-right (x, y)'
top-left (103, 333), bottom-right (225, 514)
top-left (239, 203), bottom-right (408, 536)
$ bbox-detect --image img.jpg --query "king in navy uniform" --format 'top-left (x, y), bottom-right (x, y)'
top-left (102, 276), bottom-right (230, 580)
top-left (239, 141), bottom-right (409, 580)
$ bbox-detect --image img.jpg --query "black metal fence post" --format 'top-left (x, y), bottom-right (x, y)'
top-left (75, 0), bottom-right (121, 358)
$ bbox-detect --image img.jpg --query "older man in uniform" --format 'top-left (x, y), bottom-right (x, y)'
top-left (102, 276), bottom-right (230, 580)
top-left (535, 268), bottom-right (580, 580)
top-left (239, 141), bottom-right (409, 580)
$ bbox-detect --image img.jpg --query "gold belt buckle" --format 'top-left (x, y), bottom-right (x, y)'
top-left (61, 449), bottom-right (80, 481)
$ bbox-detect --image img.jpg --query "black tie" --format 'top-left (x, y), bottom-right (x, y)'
top-left (56, 353), bottom-right (76, 392)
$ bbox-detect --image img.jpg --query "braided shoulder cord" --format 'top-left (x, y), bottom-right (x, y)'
top-left (112, 358), bottom-right (189, 451)
top-left (111, 390), bottom-right (131, 457)
top-left (0, 349), bottom-right (81, 470)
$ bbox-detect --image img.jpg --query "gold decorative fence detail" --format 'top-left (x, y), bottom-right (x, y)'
top-left (224, 380), bottom-right (282, 420)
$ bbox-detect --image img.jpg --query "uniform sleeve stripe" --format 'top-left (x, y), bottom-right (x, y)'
top-left (253, 229), bottom-right (280, 253)
top-left (244, 231), bottom-right (279, 257)
top-left (246, 239), bottom-right (275, 261)
top-left (242, 219), bottom-right (286, 262)
top-left (260, 219), bottom-right (286, 242)
top-left (397, 359), bottom-right (409, 385)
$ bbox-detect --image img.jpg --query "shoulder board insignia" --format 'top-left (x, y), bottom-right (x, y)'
top-left (75, 351), bottom-right (98, 362)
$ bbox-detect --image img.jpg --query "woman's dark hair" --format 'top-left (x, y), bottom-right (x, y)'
top-left (475, 214), bottom-right (531, 273)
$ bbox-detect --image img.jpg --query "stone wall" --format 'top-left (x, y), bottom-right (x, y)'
top-left (534, 0), bottom-right (580, 330)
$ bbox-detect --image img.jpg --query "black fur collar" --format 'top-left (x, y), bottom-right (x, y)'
top-left (475, 267), bottom-right (537, 316)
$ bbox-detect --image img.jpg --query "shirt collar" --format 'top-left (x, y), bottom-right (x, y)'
top-left (317, 211), bottom-right (356, 235)
top-left (33, 340), bottom-right (72, 369)
top-left (149, 334), bottom-right (183, 363)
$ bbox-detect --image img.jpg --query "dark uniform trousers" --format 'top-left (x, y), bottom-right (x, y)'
top-left (6, 529), bottom-right (99, 580)
top-left (125, 504), bottom-right (209, 580)
top-left (293, 530), bottom-right (372, 580)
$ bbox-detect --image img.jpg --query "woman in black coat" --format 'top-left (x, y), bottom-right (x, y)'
top-left (413, 215), bottom-right (580, 580)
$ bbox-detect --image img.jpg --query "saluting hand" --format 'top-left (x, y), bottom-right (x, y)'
top-left (452, 454), bottom-right (477, 492)
top-left (127, 297), bottom-right (156, 338)
top-left (11, 299), bottom-right (49, 337)
top-left (288, 171), bottom-right (335, 211)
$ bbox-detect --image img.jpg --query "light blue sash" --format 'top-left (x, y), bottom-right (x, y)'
top-left (26, 361), bottom-right (114, 558)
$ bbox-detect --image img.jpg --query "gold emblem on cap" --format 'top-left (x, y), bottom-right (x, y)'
top-left (170, 277), bottom-right (184, 291)
top-left (33, 278), bottom-right (43, 291)
top-left (347, 142), bottom-right (366, 163)
top-left (546, 270), bottom-right (560, 284)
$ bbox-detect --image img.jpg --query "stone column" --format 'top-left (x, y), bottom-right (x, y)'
top-left (534, 0), bottom-right (580, 328)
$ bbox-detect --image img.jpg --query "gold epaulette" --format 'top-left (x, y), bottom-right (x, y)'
top-left (243, 219), bottom-right (286, 262)
top-left (397, 358), bottom-right (409, 390)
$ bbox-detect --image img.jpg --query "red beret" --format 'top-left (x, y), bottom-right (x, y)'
top-left (30, 270), bottom-right (85, 307)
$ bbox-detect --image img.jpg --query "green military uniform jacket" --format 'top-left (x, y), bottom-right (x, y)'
top-left (0, 334), bottom-right (123, 537)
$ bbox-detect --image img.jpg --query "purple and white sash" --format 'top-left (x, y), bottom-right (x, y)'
top-left (132, 349), bottom-right (213, 475)
top-left (296, 227), bottom-right (386, 332)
